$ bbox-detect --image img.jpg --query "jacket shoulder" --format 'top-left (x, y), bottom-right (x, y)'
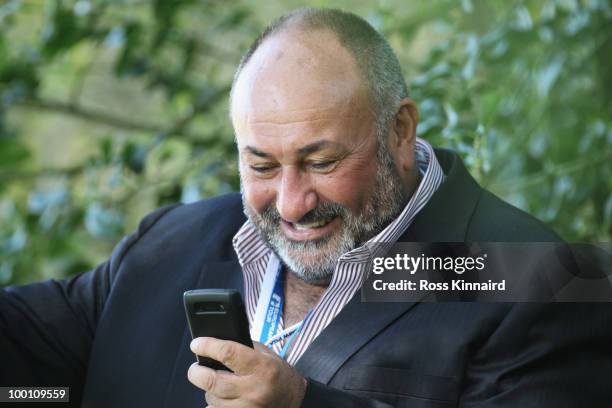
top-left (157, 192), bottom-right (244, 228)
top-left (130, 192), bottom-right (246, 262)
top-left (467, 190), bottom-right (561, 242)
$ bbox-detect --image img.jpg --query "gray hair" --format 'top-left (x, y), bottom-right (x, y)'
top-left (230, 8), bottom-right (409, 141)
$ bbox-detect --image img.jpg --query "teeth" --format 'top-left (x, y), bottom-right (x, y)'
top-left (293, 218), bottom-right (332, 230)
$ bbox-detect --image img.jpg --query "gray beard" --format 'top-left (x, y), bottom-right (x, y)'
top-left (242, 141), bottom-right (409, 285)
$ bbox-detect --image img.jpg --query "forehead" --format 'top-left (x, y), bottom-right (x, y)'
top-left (231, 29), bottom-right (373, 147)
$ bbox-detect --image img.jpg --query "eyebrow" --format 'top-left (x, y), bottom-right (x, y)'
top-left (242, 140), bottom-right (340, 159)
top-left (243, 146), bottom-right (270, 158)
top-left (297, 140), bottom-right (337, 156)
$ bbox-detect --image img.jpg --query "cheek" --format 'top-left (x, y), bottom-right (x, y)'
top-left (241, 175), bottom-right (274, 212)
top-left (316, 162), bottom-right (378, 210)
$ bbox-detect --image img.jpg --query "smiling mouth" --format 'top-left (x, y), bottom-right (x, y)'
top-left (280, 215), bottom-right (340, 241)
top-left (291, 217), bottom-right (336, 230)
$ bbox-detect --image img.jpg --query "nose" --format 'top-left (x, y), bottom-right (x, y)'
top-left (276, 166), bottom-right (318, 223)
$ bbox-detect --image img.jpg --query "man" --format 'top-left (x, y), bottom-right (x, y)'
top-left (1, 8), bottom-right (610, 408)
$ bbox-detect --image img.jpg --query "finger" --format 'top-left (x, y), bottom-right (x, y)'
top-left (187, 362), bottom-right (240, 398)
top-left (191, 337), bottom-right (259, 375)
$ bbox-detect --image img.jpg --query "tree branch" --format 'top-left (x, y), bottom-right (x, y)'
top-left (18, 88), bottom-right (230, 142)
top-left (0, 165), bottom-right (85, 182)
top-left (21, 98), bottom-right (162, 133)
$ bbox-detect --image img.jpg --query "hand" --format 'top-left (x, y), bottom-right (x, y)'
top-left (188, 337), bottom-right (307, 408)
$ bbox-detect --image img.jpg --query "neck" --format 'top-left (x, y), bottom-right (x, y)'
top-left (283, 268), bottom-right (327, 327)
top-left (407, 166), bottom-right (423, 199)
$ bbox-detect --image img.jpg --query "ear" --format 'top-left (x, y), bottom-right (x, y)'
top-left (390, 98), bottom-right (419, 173)
top-left (391, 98), bottom-right (418, 147)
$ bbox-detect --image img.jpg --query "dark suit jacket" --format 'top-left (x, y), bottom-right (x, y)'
top-left (1, 149), bottom-right (611, 407)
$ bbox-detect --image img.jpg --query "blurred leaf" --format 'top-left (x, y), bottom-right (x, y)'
top-left (122, 141), bottom-right (147, 174)
top-left (0, 138), bottom-right (30, 168)
top-left (85, 202), bottom-right (123, 239)
top-left (43, 2), bottom-right (88, 58)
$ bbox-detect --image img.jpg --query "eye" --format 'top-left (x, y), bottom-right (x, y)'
top-left (249, 164), bottom-right (278, 174)
top-left (309, 160), bottom-right (337, 171)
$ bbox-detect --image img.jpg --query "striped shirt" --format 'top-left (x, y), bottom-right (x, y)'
top-left (232, 137), bottom-right (445, 365)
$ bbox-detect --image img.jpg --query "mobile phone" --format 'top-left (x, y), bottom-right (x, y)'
top-left (183, 289), bottom-right (253, 371)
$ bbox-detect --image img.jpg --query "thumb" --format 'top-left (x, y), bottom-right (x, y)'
top-left (253, 341), bottom-right (276, 355)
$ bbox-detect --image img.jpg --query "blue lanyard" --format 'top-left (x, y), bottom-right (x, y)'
top-left (258, 266), bottom-right (284, 345)
top-left (278, 309), bottom-right (313, 359)
top-left (255, 258), bottom-right (310, 358)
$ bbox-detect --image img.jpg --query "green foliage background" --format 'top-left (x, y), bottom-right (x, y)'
top-left (1, 0), bottom-right (611, 286)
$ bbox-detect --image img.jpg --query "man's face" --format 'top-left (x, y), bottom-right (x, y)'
top-left (232, 30), bottom-right (408, 284)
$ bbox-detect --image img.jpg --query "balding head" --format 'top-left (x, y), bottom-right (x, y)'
top-left (231, 28), bottom-right (371, 142)
top-left (230, 8), bottom-right (409, 140)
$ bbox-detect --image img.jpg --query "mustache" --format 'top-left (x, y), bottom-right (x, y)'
top-left (260, 201), bottom-right (348, 225)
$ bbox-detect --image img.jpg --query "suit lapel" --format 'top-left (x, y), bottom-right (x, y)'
top-left (405, 148), bottom-right (482, 242)
top-left (294, 295), bottom-right (419, 383)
